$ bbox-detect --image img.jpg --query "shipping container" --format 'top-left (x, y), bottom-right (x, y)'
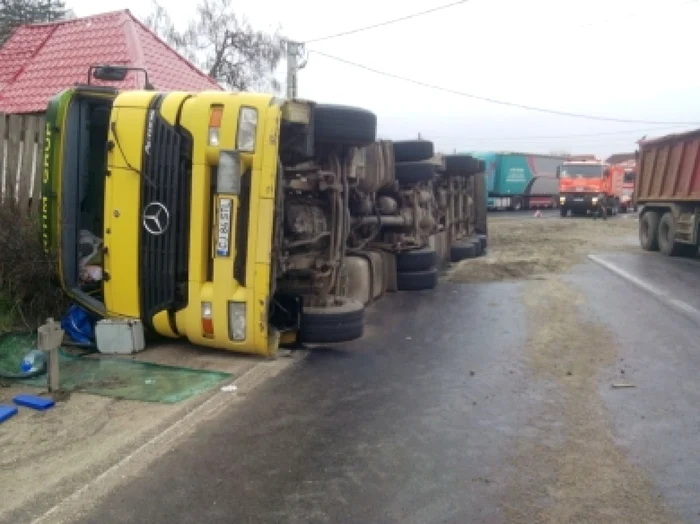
top-left (467, 152), bottom-right (566, 210)
top-left (636, 128), bottom-right (700, 257)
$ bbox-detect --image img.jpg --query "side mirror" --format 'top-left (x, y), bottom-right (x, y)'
top-left (92, 66), bottom-right (128, 82)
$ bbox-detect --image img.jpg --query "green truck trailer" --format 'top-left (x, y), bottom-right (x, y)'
top-left (468, 152), bottom-right (567, 211)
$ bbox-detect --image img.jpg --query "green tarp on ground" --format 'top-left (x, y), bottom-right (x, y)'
top-left (0, 333), bottom-right (231, 403)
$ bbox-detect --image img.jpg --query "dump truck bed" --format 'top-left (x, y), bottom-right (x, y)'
top-left (637, 128), bottom-right (700, 203)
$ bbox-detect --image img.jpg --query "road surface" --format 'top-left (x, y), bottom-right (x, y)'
top-left (65, 248), bottom-right (700, 524)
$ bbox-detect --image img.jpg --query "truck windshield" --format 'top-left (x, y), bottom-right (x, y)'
top-left (624, 172), bottom-right (636, 183)
top-left (560, 165), bottom-right (603, 178)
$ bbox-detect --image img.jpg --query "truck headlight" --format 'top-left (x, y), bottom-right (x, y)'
top-left (236, 107), bottom-right (257, 152)
top-left (559, 196), bottom-right (566, 204)
top-left (217, 150), bottom-right (242, 194)
top-left (228, 302), bottom-right (246, 341)
top-left (591, 197), bottom-right (599, 204)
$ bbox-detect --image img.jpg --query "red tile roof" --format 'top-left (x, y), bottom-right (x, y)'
top-left (0, 10), bottom-right (222, 114)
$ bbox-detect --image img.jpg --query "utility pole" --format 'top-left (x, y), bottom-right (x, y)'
top-left (286, 40), bottom-right (300, 99)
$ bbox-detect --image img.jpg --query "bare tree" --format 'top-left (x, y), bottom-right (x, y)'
top-left (145, 0), bottom-right (285, 92)
top-left (1, 0), bottom-right (68, 44)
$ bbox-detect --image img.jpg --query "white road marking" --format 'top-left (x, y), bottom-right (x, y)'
top-left (31, 353), bottom-right (305, 524)
top-left (588, 254), bottom-right (700, 325)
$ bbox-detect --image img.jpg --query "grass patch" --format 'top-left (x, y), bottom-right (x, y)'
top-left (0, 203), bottom-right (66, 332)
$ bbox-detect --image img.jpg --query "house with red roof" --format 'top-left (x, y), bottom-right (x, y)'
top-left (0, 10), bottom-right (222, 114)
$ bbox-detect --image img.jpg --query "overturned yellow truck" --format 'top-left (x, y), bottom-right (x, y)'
top-left (43, 67), bottom-right (486, 357)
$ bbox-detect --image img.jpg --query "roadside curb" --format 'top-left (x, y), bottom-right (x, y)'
top-left (588, 254), bottom-right (700, 326)
top-left (29, 352), bottom-right (306, 524)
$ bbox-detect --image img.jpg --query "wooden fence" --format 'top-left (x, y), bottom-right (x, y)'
top-left (0, 112), bottom-right (46, 214)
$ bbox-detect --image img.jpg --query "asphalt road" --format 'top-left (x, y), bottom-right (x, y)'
top-left (70, 252), bottom-right (700, 524)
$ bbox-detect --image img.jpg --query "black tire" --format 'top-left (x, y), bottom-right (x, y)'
top-left (451, 242), bottom-right (477, 262)
top-left (314, 104), bottom-right (377, 147)
top-left (658, 211), bottom-right (682, 256)
top-left (396, 246), bottom-right (438, 272)
top-left (397, 268), bottom-right (439, 291)
top-left (560, 207), bottom-right (568, 218)
top-left (511, 197), bottom-right (523, 211)
top-left (395, 161), bottom-right (436, 184)
top-left (300, 297), bottom-right (364, 344)
top-left (640, 211), bottom-right (660, 251)
top-left (393, 140), bottom-right (434, 162)
top-left (444, 154), bottom-right (481, 175)
top-left (471, 239), bottom-right (483, 257)
top-left (476, 234), bottom-right (487, 250)
top-left (680, 243), bottom-right (698, 258)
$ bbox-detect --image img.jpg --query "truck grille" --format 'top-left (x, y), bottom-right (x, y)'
top-left (139, 96), bottom-right (192, 329)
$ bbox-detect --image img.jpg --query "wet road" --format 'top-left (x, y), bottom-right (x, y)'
top-left (73, 252), bottom-right (700, 523)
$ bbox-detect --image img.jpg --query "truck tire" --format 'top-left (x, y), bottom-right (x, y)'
top-left (471, 239), bottom-right (483, 257)
top-left (393, 140), bottom-right (434, 162)
top-left (639, 211), bottom-right (660, 251)
top-left (560, 207), bottom-right (568, 218)
top-left (658, 211), bottom-right (683, 256)
top-left (395, 161), bottom-right (436, 184)
top-left (397, 268), bottom-right (439, 291)
top-left (314, 104), bottom-right (377, 147)
top-left (300, 297), bottom-right (365, 344)
top-left (450, 241), bottom-right (477, 262)
top-left (511, 196), bottom-right (523, 211)
top-left (679, 244), bottom-right (699, 258)
top-left (444, 154), bottom-right (480, 175)
top-left (396, 246), bottom-right (438, 272)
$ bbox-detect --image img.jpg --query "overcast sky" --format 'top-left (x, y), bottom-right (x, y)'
top-left (68, 0), bottom-right (700, 158)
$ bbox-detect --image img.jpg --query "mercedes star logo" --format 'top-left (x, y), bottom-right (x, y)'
top-left (142, 202), bottom-right (170, 236)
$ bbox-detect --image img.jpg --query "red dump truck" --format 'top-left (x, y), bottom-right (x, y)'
top-left (636, 129), bottom-right (700, 257)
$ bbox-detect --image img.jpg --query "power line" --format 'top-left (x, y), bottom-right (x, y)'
top-left (310, 49), bottom-right (700, 126)
top-left (304, 0), bottom-right (472, 44)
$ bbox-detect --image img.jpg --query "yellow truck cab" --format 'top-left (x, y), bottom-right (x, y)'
top-left (44, 66), bottom-right (381, 356)
top-left (44, 66), bottom-right (487, 357)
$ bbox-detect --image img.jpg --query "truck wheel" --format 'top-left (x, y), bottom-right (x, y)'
top-left (396, 246), bottom-right (438, 272)
top-left (471, 238), bottom-right (483, 257)
top-left (658, 212), bottom-right (683, 256)
top-left (512, 197), bottom-right (523, 211)
top-left (639, 211), bottom-right (660, 251)
top-left (397, 268), bottom-right (439, 291)
top-left (680, 244), bottom-right (698, 258)
top-left (393, 140), bottom-right (434, 162)
top-left (314, 104), bottom-right (377, 147)
top-left (300, 297), bottom-right (365, 344)
top-left (450, 241), bottom-right (477, 262)
top-left (444, 154), bottom-right (480, 175)
top-left (395, 161), bottom-right (436, 184)
top-left (560, 207), bottom-right (568, 218)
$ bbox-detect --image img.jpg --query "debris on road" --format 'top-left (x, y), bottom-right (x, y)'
top-left (0, 405), bottom-right (18, 424)
top-left (612, 383), bottom-right (636, 389)
top-left (13, 394), bottom-right (54, 411)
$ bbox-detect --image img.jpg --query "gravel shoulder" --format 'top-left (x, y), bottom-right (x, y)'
top-left (450, 215), bottom-right (639, 283)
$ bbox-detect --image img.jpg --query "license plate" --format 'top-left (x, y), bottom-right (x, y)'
top-left (574, 198), bottom-right (584, 202)
top-left (216, 198), bottom-right (233, 257)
